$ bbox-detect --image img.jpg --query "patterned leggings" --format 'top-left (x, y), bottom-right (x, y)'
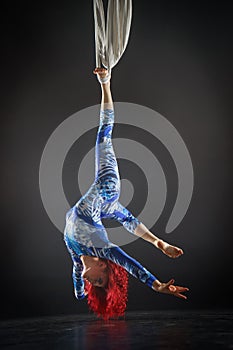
top-left (74, 108), bottom-right (141, 240)
top-left (95, 108), bottom-right (121, 203)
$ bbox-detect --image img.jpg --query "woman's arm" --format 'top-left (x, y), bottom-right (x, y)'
top-left (72, 261), bottom-right (86, 300)
top-left (106, 246), bottom-right (157, 288)
top-left (63, 236), bottom-right (87, 300)
top-left (106, 246), bottom-right (189, 300)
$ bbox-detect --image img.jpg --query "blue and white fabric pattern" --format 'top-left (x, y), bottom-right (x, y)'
top-left (64, 108), bottom-right (157, 299)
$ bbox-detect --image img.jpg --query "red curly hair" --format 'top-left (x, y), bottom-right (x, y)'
top-left (84, 259), bottom-right (128, 321)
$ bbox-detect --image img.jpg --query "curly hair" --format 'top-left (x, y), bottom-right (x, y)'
top-left (84, 259), bottom-right (128, 321)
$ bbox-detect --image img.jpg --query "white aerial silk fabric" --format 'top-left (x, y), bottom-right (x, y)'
top-left (93, 0), bottom-right (132, 71)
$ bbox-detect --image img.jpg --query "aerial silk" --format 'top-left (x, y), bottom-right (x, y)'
top-left (93, 0), bottom-right (132, 76)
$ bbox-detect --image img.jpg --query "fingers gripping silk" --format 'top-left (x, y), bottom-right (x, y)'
top-left (64, 109), bottom-right (157, 300)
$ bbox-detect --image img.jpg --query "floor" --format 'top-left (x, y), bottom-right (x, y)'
top-left (1, 310), bottom-right (233, 349)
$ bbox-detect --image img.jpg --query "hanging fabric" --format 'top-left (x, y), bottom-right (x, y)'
top-left (93, 0), bottom-right (132, 82)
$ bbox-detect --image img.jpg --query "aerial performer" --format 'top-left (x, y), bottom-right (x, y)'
top-left (63, 0), bottom-right (189, 320)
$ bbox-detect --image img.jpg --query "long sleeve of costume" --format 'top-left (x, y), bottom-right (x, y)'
top-left (101, 201), bottom-right (142, 235)
top-left (64, 237), bottom-right (86, 300)
top-left (105, 246), bottom-right (157, 288)
top-left (72, 261), bottom-right (86, 300)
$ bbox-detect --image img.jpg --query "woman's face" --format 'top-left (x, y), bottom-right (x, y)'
top-left (82, 261), bottom-right (108, 288)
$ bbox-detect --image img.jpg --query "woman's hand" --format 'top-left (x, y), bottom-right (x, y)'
top-left (152, 278), bottom-right (189, 300)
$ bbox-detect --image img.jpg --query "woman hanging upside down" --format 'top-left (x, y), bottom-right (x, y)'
top-left (63, 67), bottom-right (189, 320)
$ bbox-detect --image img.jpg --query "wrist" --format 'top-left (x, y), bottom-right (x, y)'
top-left (152, 279), bottom-right (162, 292)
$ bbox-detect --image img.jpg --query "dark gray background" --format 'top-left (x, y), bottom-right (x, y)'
top-left (1, 0), bottom-right (232, 320)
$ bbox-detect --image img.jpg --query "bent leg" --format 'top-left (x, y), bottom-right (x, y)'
top-left (101, 201), bottom-right (184, 258)
top-left (101, 201), bottom-right (142, 235)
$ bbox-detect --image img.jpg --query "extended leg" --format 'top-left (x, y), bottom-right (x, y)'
top-left (93, 68), bottom-right (113, 110)
top-left (93, 68), bottom-right (121, 203)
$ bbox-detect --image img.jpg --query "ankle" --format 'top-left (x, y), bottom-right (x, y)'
top-left (153, 238), bottom-right (162, 248)
top-left (101, 81), bottom-right (111, 90)
top-left (97, 68), bottom-right (111, 85)
top-left (156, 239), bottom-right (168, 250)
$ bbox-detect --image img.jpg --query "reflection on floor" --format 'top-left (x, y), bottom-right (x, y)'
top-left (1, 310), bottom-right (233, 349)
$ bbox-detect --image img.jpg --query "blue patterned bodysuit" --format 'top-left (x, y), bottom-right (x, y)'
top-left (64, 108), bottom-right (157, 299)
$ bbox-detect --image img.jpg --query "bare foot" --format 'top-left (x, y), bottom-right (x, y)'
top-left (156, 239), bottom-right (184, 258)
top-left (93, 67), bottom-right (109, 81)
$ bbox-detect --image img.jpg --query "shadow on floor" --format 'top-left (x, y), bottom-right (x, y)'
top-left (1, 309), bottom-right (233, 349)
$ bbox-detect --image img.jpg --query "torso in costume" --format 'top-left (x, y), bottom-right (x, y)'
top-left (63, 109), bottom-right (157, 299)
